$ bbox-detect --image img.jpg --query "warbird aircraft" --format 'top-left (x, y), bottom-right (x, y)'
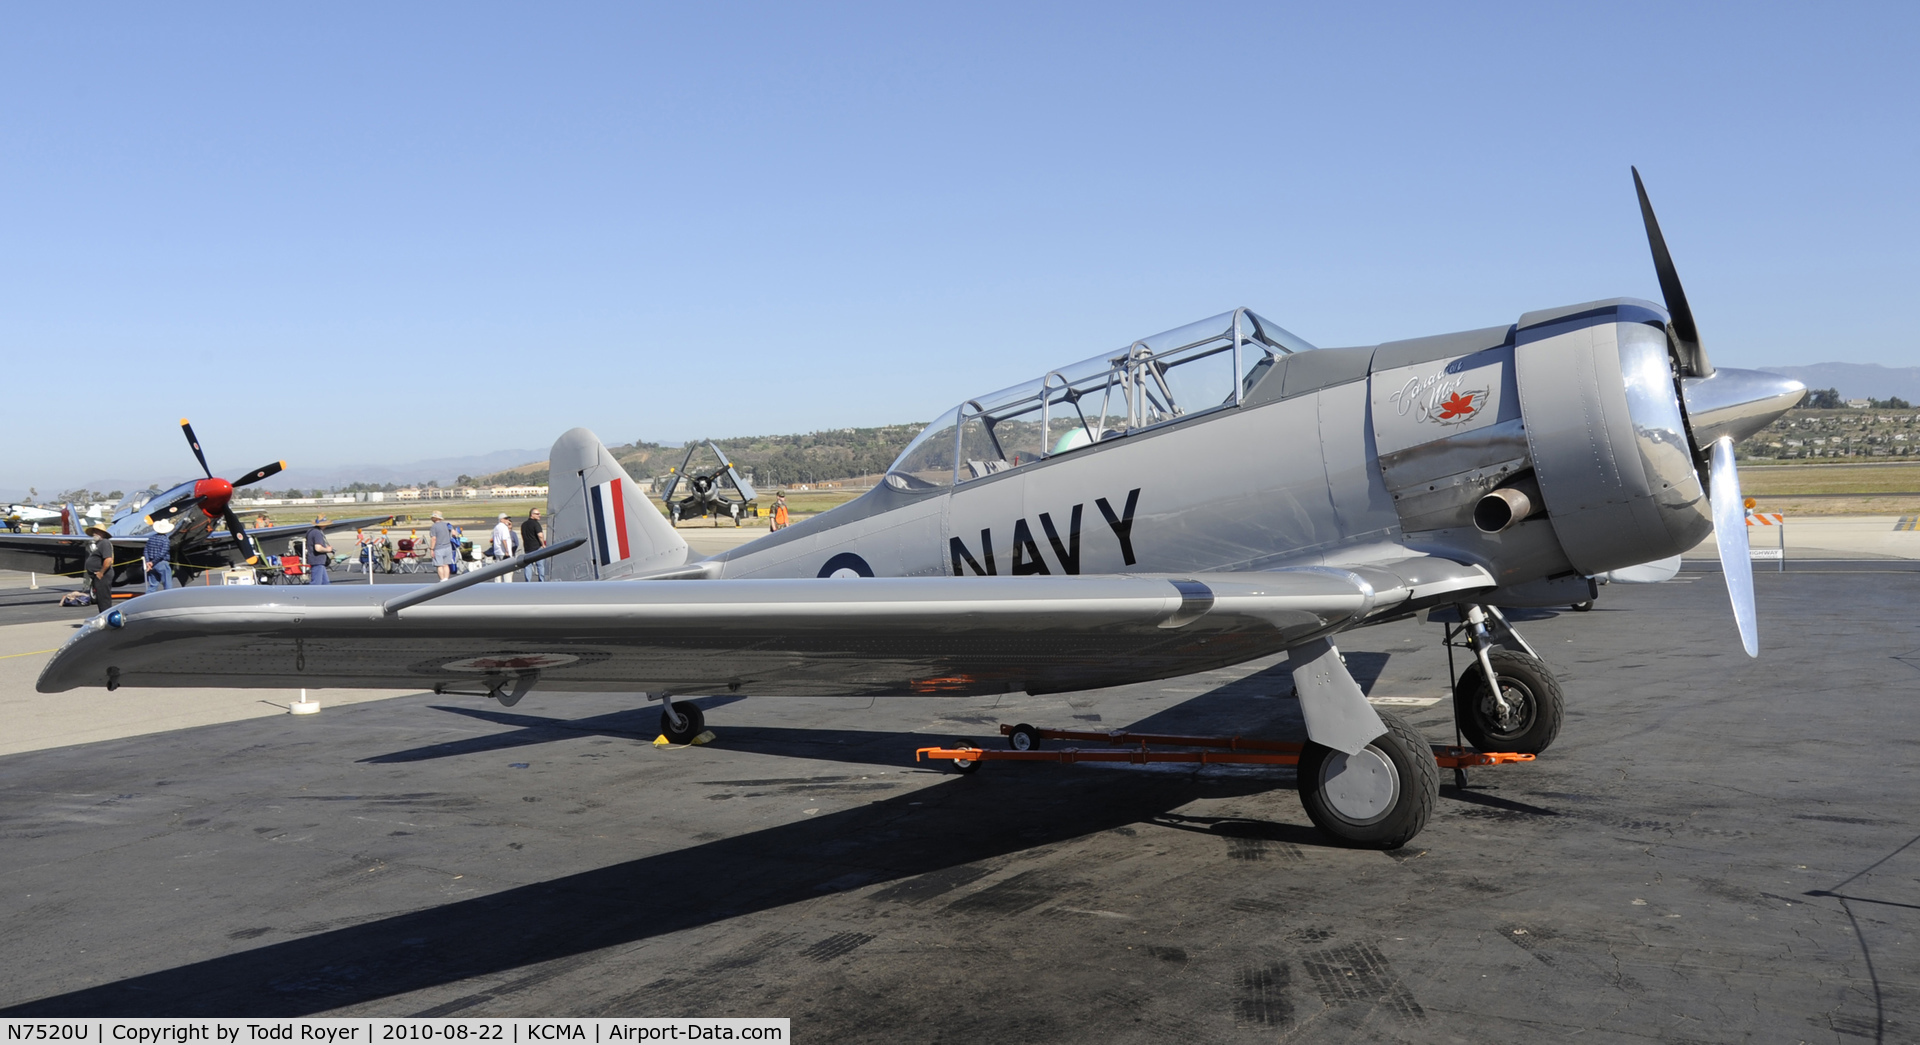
top-left (661, 441), bottom-right (758, 527)
top-left (0, 420), bottom-right (393, 587)
top-left (38, 171), bottom-right (1805, 848)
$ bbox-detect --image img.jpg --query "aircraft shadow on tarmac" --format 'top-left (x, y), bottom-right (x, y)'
top-left (360, 655), bottom-right (1378, 767)
top-left (3, 657), bottom-right (1390, 1016)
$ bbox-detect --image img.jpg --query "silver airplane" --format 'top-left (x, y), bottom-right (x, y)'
top-left (37, 171), bottom-right (1805, 848)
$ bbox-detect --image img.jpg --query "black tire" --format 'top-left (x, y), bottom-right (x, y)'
top-left (949, 743), bottom-right (981, 773)
top-left (1008, 723), bottom-right (1041, 751)
top-left (1570, 600), bottom-right (1593, 612)
top-left (1453, 649), bottom-right (1564, 755)
top-left (1297, 710), bottom-right (1437, 849)
top-left (659, 701), bottom-right (706, 744)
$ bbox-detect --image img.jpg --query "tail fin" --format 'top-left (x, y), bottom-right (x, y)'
top-left (547, 427), bottom-right (691, 581)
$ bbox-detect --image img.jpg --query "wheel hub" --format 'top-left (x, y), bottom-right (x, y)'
top-left (1319, 746), bottom-right (1400, 825)
top-left (1479, 681), bottom-right (1534, 734)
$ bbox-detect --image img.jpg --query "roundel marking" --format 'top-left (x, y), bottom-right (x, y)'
top-left (818, 552), bottom-right (874, 578)
top-left (444, 653), bottom-right (581, 672)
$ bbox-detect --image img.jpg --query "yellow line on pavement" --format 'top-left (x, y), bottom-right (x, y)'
top-left (0, 648), bottom-right (59, 660)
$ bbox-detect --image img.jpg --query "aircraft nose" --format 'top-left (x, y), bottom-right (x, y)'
top-left (1681, 368), bottom-right (1807, 448)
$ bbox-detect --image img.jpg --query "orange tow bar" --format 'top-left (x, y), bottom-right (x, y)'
top-left (915, 724), bottom-right (1534, 770)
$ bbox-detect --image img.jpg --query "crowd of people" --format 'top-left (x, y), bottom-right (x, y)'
top-left (353, 508), bottom-right (549, 582)
top-left (78, 491), bottom-right (807, 611)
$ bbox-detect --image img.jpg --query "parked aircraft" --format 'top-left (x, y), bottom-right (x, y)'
top-left (38, 171), bottom-right (1804, 848)
top-left (0, 420), bottom-right (393, 587)
top-left (3, 503), bottom-right (62, 531)
top-left (661, 441), bottom-right (758, 527)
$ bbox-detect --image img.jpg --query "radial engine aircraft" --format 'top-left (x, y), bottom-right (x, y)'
top-left (38, 171), bottom-right (1806, 848)
top-left (661, 441), bottom-right (758, 527)
top-left (0, 420), bottom-right (393, 588)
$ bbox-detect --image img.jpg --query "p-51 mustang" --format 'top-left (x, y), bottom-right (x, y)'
top-left (0, 420), bottom-right (394, 588)
top-left (39, 172), bottom-right (1804, 848)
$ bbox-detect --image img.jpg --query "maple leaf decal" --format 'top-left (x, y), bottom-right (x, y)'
top-left (1437, 391), bottom-right (1478, 420)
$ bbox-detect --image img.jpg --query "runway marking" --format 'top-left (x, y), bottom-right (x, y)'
top-left (0, 647), bottom-right (58, 660)
top-left (1369, 696), bottom-right (1442, 707)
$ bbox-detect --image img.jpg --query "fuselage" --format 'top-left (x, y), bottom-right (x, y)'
top-left (694, 305), bottom-right (1696, 597)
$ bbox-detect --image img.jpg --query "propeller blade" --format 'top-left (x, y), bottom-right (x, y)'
top-left (145, 498), bottom-right (205, 523)
top-left (181, 418), bottom-right (214, 478)
top-left (221, 507), bottom-right (263, 565)
top-left (233, 461), bottom-right (285, 488)
top-left (1631, 167), bottom-right (1711, 377)
top-left (1707, 437), bottom-right (1758, 657)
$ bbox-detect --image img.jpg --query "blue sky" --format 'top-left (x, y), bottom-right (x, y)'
top-left (4, 2), bottom-right (1915, 492)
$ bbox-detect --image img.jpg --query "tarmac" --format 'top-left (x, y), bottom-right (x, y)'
top-left (0, 535), bottom-right (1916, 1040)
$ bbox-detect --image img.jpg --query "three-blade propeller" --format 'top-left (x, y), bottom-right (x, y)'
top-left (1633, 168), bottom-right (1764, 657)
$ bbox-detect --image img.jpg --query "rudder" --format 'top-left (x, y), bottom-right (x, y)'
top-left (546, 428), bottom-right (691, 580)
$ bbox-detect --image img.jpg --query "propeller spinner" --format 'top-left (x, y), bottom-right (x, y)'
top-left (1632, 168), bottom-right (1805, 657)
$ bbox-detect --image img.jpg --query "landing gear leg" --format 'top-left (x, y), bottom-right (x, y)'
top-left (1449, 613), bottom-right (1564, 756)
top-left (653, 695), bottom-right (706, 744)
top-left (1483, 604), bottom-right (1539, 660)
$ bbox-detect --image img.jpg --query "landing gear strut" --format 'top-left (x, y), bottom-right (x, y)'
top-left (1442, 604), bottom-right (1564, 755)
top-left (657, 699), bottom-right (706, 744)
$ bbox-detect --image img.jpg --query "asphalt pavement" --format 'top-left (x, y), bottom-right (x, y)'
top-left (0, 563), bottom-right (1915, 1041)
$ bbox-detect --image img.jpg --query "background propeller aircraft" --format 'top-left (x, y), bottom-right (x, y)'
top-left (3, 503), bottom-right (64, 531)
top-left (660, 440), bottom-right (758, 527)
top-left (0, 420), bottom-right (393, 588)
top-left (38, 172), bottom-right (1805, 848)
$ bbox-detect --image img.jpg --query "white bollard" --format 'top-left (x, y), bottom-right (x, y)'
top-left (28, 572), bottom-right (36, 590)
top-left (291, 688), bottom-right (320, 715)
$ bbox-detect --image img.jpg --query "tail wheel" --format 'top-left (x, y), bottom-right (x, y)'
top-left (1453, 649), bottom-right (1564, 755)
top-left (659, 701), bottom-right (706, 744)
top-left (1297, 710), bottom-right (1437, 849)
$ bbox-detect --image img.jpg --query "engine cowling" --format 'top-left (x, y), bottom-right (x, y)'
top-left (1512, 298), bottom-right (1802, 576)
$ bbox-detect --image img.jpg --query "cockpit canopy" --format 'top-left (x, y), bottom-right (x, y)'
top-left (886, 308), bottom-right (1314, 489)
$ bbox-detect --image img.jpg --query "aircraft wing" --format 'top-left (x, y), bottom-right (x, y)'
top-left (39, 567), bottom-right (1440, 696)
top-left (239, 515), bottom-right (399, 555)
top-left (0, 533), bottom-right (150, 579)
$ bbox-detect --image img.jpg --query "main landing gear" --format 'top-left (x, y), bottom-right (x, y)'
top-left (1297, 712), bottom-right (1440, 848)
top-left (1442, 604), bottom-right (1565, 757)
top-left (658, 699), bottom-right (706, 744)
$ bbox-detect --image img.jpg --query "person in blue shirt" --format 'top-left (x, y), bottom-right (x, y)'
top-left (306, 516), bottom-right (334, 585)
top-left (143, 519), bottom-right (175, 593)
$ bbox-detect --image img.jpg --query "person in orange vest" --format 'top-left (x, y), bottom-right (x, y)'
top-left (771, 492), bottom-right (790, 531)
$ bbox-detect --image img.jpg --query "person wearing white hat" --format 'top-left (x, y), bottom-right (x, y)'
top-left (428, 510), bottom-right (455, 581)
top-left (490, 513), bottom-right (516, 581)
top-left (143, 519), bottom-right (176, 593)
top-left (83, 522), bottom-right (115, 611)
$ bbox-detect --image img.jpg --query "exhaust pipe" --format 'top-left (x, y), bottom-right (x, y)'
top-left (1473, 474), bottom-right (1544, 534)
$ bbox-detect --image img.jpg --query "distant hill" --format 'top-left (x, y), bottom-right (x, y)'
top-left (1757, 363), bottom-right (1920, 404)
top-left (482, 424), bottom-right (927, 489)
